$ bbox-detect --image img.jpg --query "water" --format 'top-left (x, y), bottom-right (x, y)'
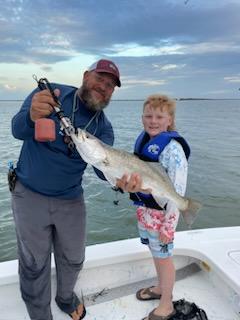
top-left (0, 100), bottom-right (239, 262)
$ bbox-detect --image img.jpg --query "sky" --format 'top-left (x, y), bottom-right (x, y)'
top-left (0, 0), bottom-right (240, 100)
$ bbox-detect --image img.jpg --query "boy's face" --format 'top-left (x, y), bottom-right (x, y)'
top-left (142, 104), bottom-right (172, 138)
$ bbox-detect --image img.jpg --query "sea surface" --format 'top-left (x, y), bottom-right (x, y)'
top-left (0, 99), bottom-right (239, 262)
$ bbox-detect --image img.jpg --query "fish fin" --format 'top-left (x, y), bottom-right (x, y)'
top-left (151, 194), bottom-right (168, 209)
top-left (181, 198), bottom-right (202, 228)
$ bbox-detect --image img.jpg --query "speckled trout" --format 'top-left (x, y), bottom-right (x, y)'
top-left (71, 129), bottom-right (202, 227)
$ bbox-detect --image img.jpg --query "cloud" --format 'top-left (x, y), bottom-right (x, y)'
top-left (224, 76), bottom-right (240, 83)
top-left (123, 78), bottom-right (167, 87)
top-left (152, 63), bottom-right (186, 71)
top-left (109, 43), bottom-right (184, 57)
top-left (4, 84), bottom-right (17, 90)
top-left (1, 0), bottom-right (240, 98)
top-left (1, 0), bottom-right (240, 64)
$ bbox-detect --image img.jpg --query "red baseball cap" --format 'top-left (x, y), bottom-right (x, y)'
top-left (88, 59), bottom-right (121, 87)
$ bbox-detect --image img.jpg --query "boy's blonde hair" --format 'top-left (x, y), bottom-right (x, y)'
top-left (143, 94), bottom-right (176, 131)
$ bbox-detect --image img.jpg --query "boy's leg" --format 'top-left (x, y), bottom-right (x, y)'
top-left (51, 195), bottom-right (86, 316)
top-left (153, 256), bottom-right (175, 314)
top-left (12, 181), bottom-right (53, 320)
top-left (138, 223), bottom-right (175, 317)
top-left (149, 232), bottom-right (175, 317)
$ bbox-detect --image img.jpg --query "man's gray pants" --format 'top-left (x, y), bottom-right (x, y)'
top-left (11, 181), bottom-right (86, 320)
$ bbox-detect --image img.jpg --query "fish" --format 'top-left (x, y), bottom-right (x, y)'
top-left (71, 129), bottom-right (202, 227)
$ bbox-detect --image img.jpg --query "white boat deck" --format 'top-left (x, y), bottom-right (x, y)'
top-left (0, 227), bottom-right (240, 319)
top-left (83, 268), bottom-right (238, 320)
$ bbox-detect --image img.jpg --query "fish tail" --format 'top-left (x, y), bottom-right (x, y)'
top-left (181, 198), bottom-right (202, 228)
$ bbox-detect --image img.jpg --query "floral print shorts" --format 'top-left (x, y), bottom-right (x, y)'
top-left (136, 206), bottom-right (175, 258)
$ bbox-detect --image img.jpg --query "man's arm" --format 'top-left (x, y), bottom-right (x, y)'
top-left (12, 88), bottom-right (58, 140)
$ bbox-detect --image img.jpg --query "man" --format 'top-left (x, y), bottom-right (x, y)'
top-left (11, 59), bottom-right (140, 320)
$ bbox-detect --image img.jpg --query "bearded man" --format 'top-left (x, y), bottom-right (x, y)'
top-left (11, 60), bottom-right (126, 320)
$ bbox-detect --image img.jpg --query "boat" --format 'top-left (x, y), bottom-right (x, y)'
top-left (0, 226), bottom-right (239, 319)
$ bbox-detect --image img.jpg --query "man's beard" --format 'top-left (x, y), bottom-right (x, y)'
top-left (78, 85), bottom-right (110, 111)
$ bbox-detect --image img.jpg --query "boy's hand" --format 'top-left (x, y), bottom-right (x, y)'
top-left (116, 173), bottom-right (151, 193)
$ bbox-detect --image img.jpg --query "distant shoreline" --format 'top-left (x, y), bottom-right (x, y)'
top-left (112, 98), bottom-right (240, 101)
top-left (177, 98), bottom-right (240, 101)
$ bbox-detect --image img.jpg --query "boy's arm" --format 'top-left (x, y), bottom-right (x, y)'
top-left (158, 140), bottom-right (188, 242)
top-left (162, 141), bottom-right (188, 196)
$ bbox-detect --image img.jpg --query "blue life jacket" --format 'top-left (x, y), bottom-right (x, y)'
top-left (130, 131), bottom-right (190, 209)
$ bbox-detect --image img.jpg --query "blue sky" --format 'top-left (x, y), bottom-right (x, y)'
top-left (0, 0), bottom-right (240, 100)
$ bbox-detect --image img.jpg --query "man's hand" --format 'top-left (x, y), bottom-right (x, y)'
top-left (30, 89), bottom-right (60, 122)
top-left (116, 173), bottom-right (151, 193)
